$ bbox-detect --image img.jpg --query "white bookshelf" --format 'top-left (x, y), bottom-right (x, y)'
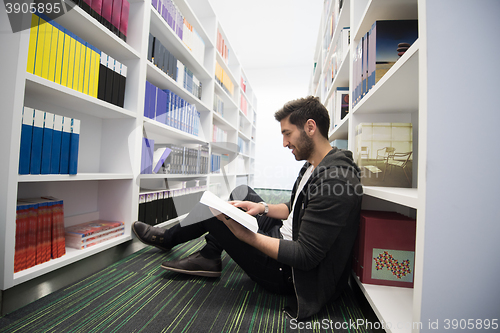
top-left (312, 0), bottom-right (500, 332)
top-left (0, 0), bottom-right (257, 290)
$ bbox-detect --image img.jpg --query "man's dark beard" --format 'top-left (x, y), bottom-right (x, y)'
top-left (293, 130), bottom-right (314, 161)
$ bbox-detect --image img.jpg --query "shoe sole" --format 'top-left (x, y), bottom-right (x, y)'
top-left (160, 264), bottom-right (221, 278)
top-left (132, 222), bottom-right (170, 252)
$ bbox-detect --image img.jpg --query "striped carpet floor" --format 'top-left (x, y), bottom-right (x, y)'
top-left (0, 237), bottom-right (373, 333)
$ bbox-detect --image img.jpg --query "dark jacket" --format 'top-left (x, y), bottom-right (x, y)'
top-left (277, 147), bottom-right (363, 319)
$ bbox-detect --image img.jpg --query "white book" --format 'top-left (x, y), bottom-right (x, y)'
top-left (181, 190), bottom-right (258, 233)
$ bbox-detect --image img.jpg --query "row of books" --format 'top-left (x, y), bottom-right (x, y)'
top-left (65, 220), bottom-right (125, 249)
top-left (216, 29), bottom-right (230, 65)
top-left (213, 93), bottom-right (225, 118)
top-left (323, 27), bottom-right (350, 96)
top-left (27, 13), bottom-right (128, 108)
top-left (182, 18), bottom-right (206, 66)
top-left (210, 153), bottom-right (228, 174)
top-left (71, 0), bottom-right (129, 42)
top-left (240, 76), bottom-right (247, 93)
top-left (323, 0), bottom-right (344, 54)
top-left (240, 94), bottom-right (248, 116)
top-left (19, 107), bottom-right (80, 175)
top-left (212, 125), bottom-right (228, 143)
top-left (215, 62), bottom-right (234, 96)
top-left (148, 34), bottom-right (202, 100)
top-left (237, 137), bottom-right (248, 155)
top-left (326, 87), bottom-right (349, 131)
top-left (144, 81), bottom-right (201, 137)
top-left (139, 188), bottom-right (205, 226)
top-left (151, 0), bottom-right (184, 41)
top-left (352, 20), bottom-right (418, 108)
top-left (162, 144), bottom-right (209, 175)
top-left (15, 197), bottom-right (65, 273)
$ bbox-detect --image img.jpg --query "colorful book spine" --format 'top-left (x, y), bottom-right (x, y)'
top-left (19, 107), bottom-right (34, 175)
top-left (40, 112), bottom-right (54, 174)
top-left (29, 109), bottom-right (44, 175)
top-left (69, 119), bottom-right (81, 175)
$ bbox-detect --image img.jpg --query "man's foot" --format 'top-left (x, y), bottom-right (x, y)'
top-left (132, 221), bottom-right (171, 251)
top-left (161, 251), bottom-right (222, 277)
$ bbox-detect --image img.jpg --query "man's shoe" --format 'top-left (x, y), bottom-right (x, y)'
top-left (132, 221), bottom-right (171, 251)
top-left (161, 251), bottom-right (222, 277)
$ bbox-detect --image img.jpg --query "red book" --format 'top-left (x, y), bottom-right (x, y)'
top-left (90, 0), bottom-right (103, 21)
top-left (101, 0), bottom-right (113, 30)
top-left (111, 0), bottom-right (123, 36)
top-left (42, 196), bottom-right (65, 259)
top-left (119, 0), bottom-right (129, 41)
top-left (15, 203), bottom-right (29, 272)
top-left (354, 210), bottom-right (416, 288)
top-left (26, 203), bottom-right (37, 269)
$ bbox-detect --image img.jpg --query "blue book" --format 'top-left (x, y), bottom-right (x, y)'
top-left (19, 107), bottom-right (34, 174)
top-left (155, 88), bottom-right (167, 124)
top-left (30, 109), bottom-right (45, 175)
top-left (150, 82), bottom-right (157, 120)
top-left (163, 89), bottom-right (171, 127)
top-left (40, 112), bottom-right (54, 174)
top-left (59, 116), bottom-right (72, 174)
top-left (50, 115), bottom-right (63, 174)
top-left (144, 81), bottom-right (151, 119)
top-left (144, 138), bottom-right (154, 174)
top-left (141, 137), bottom-right (146, 174)
top-left (69, 118), bottom-right (80, 175)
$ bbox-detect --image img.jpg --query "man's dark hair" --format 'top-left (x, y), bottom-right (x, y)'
top-left (274, 96), bottom-right (330, 139)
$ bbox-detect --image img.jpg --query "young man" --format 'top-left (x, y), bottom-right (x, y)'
top-left (132, 96), bottom-right (363, 319)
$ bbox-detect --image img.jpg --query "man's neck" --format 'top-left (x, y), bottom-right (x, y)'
top-left (307, 140), bottom-right (333, 168)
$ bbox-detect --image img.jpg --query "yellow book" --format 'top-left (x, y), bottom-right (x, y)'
top-left (92, 51), bottom-right (100, 98)
top-left (73, 40), bottom-right (81, 91)
top-left (34, 18), bottom-right (46, 77)
top-left (26, 14), bottom-right (39, 74)
top-left (78, 42), bottom-right (87, 93)
top-left (47, 23), bottom-right (59, 82)
top-left (66, 36), bottom-right (76, 89)
top-left (83, 45), bottom-right (92, 95)
top-left (60, 32), bottom-right (71, 87)
top-left (54, 26), bottom-right (65, 85)
top-left (41, 21), bottom-right (53, 80)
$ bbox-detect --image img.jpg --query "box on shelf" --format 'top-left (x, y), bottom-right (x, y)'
top-left (353, 210), bottom-right (416, 288)
top-left (355, 122), bottom-right (413, 188)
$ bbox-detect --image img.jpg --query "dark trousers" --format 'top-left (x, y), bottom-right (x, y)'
top-left (164, 185), bottom-right (294, 295)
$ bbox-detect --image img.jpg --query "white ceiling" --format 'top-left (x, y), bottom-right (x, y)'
top-left (208, 0), bottom-right (323, 70)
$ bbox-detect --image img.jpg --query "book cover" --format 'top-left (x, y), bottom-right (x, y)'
top-left (355, 210), bottom-right (416, 288)
top-left (40, 112), bottom-right (54, 174)
top-left (41, 196), bottom-right (65, 258)
top-left (111, 0), bottom-right (123, 37)
top-left (47, 21), bottom-right (60, 83)
top-left (66, 33), bottom-right (76, 90)
top-left (90, 0), bottom-right (103, 22)
top-left (15, 202), bottom-right (29, 272)
top-left (355, 122), bottom-right (413, 188)
top-left (30, 109), bottom-right (45, 175)
top-left (26, 14), bottom-right (39, 74)
top-left (117, 63), bottom-right (126, 108)
top-left (104, 54), bottom-right (114, 104)
top-left (19, 107), bottom-right (34, 175)
top-left (180, 190), bottom-right (258, 233)
top-left (111, 59), bottom-right (121, 106)
top-left (97, 51), bottom-right (107, 100)
top-left (41, 18), bottom-right (54, 81)
top-left (34, 16), bottom-right (46, 78)
top-left (101, 0), bottom-right (113, 30)
top-left (54, 22), bottom-right (65, 85)
top-left (60, 29), bottom-right (72, 88)
top-left (59, 116), bottom-right (72, 174)
top-left (155, 87), bottom-right (167, 123)
top-left (69, 118), bottom-right (80, 175)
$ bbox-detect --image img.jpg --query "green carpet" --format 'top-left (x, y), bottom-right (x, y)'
top-left (0, 237), bottom-right (372, 333)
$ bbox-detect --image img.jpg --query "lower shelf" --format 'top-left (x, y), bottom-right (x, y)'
top-left (13, 234), bottom-right (132, 287)
top-left (353, 273), bottom-right (414, 333)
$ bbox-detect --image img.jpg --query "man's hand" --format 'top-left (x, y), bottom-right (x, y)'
top-left (228, 201), bottom-right (264, 216)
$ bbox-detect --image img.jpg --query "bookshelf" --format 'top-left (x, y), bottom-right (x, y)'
top-left (312, 0), bottom-right (500, 332)
top-left (0, 0), bottom-right (257, 290)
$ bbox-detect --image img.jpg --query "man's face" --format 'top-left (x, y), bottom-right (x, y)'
top-left (280, 117), bottom-right (314, 161)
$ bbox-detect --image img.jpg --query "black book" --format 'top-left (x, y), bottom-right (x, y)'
top-left (111, 61), bottom-right (121, 106)
top-left (97, 53), bottom-right (108, 101)
top-left (147, 34), bottom-right (154, 62)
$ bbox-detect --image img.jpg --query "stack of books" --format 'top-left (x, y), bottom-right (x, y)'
top-left (19, 107), bottom-right (80, 175)
top-left (65, 220), bottom-right (125, 249)
top-left (15, 197), bottom-right (65, 273)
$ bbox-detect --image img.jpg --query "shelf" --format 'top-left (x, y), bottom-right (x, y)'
top-left (143, 118), bottom-right (208, 144)
top-left (149, 7), bottom-right (211, 81)
top-left (353, 0), bottom-right (418, 41)
top-left (18, 173), bottom-right (134, 182)
top-left (139, 173), bottom-right (208, 179)
top-left (212, 111), bottom-right (237, 131)
top-left (352, 40), bottom-right (419, 114)
top-left (363, 186), bottom-right (418, 208)
top-left (323, 48), bottom-right (350, 104)
top-left (353, 273), bottom-right (414, 333)
top-left (24, 74), bottom-right (137, 119)
top-left (13, 234), bottom-right (131, 286)
top-left (54, 4), bottom-right (141, 62)
top-left (328, 114), bottom-right (349, 141)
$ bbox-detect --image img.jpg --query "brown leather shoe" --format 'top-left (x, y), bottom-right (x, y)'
top-left (132, 221), bottom-right (171, 251)
top-left (161, 251), bottom-right (222, 277)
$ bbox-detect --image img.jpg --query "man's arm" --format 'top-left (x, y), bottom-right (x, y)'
top-left (231, 201), bottom-right (290, 220)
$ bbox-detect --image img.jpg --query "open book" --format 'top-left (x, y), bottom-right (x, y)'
top-left (180, 191), bottom-right (259, 233)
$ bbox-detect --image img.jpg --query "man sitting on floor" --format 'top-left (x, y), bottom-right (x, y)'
top-left (132, 96), bottom-right (363, 319)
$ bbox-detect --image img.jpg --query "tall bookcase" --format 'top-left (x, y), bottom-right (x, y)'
top-left (0, 0), bottom-right (257, 290)
top-left (311, 0), bottom-right (500, 332)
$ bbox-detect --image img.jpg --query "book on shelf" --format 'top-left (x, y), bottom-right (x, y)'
top-left (15, 197), bottom-right (65, 272)
top-left (213, 93), bottom-right (224, 117)
top-left (180, 190), bottom-right (258, 233)
top-left (216, 28), bottom-right (230, 64)
top-left (40, 112), bottom-right (54, 175)
top-left (330, 87), bottom-right (349, 129)
top-left (26, 13), bottom-right (127, 107)
top-left (355, 122), bottom-right (413, 188)
top-left (353, 20), bottom-right (418, 107)
top-left (353, 210), bottom-right (416, 288)
top-left (65, 220), bottom-right (125, 249)
top-left (215, 62), bottom-right (234, 96)
top-left (152, 147), bottom-right (172, 174)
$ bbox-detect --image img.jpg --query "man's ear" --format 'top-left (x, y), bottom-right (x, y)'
top-left (304, 119), bottom-right (316, 136)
